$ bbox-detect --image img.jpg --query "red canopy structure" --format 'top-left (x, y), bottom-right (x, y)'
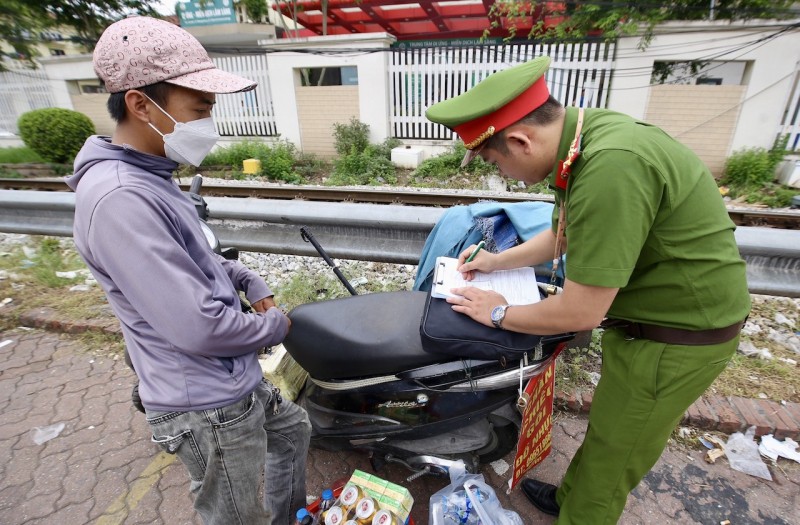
top-left (271, 0), bottom-right (566, 40)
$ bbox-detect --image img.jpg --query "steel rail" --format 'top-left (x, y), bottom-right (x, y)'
top-left (0, 190), bottom-right (798, 297)
top-left (1, 178), bottom-right (798, 229)
top-left (0, 177), bottom-right (549, 206)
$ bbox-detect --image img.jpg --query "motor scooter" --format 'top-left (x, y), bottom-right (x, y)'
top-left (283, 229), bottom-right (573, 478)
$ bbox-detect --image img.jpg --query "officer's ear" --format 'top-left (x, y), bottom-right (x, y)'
top-left (504, 128), bottom-right (533, 155)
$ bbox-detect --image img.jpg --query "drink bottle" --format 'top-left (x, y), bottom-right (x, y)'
top-left (295, 508), bottom-right (311, 525)
top-left (316, 488), bottom-right (335, 524)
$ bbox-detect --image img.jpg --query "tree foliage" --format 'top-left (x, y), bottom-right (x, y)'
top-left (239, 0), bottom-right (270, 22)
top-left (487, 1), bottom-right (797, 47)
top-left (0, 0), bottom-right (159, 70)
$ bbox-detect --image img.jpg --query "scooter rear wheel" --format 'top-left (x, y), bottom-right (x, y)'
top-left (475, 422), bottom-right (519, 464)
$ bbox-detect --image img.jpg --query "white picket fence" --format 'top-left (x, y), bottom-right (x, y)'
top-left (779, 64), bottom-right (800, 151)
top-left (389, 40), bottom-right (615, 140)
top-left (0, 65), bottom-right (56, 135)
top-left (212, 54), bottom-right (277, 137)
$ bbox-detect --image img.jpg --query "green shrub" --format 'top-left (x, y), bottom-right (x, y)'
top-left (328, 124), bottom-right (400, 186)
top-left (202, 139), bottom-right (303, 183)
top-left (333, 118), bottom-right (370, 156)
top-left (721, 147), bottom-right (775, 189)
top-left (721, 135), bottom-right (797, 208)
top-left (371, 137), bottom-right (403, 160)
top-left (327, 145), bottom-right (397, 186)
top-left (203, 139), bottom-right (268, 167)
top-left (0, 146), bottom-right (44, 163)
top-left (17, 108), bottom-right (95, 163)
top-left (293, 151), bottom-right (329, 179)
top-left (722, 135), bottom-right (789, 190)
top-left (260, 141), bottom-right (300, 183)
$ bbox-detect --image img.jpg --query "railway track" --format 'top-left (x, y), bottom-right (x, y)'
top-left (2, 177), bottom-right (798, 229)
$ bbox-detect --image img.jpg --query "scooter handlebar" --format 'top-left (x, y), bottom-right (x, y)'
top-left (189, 174), bottom-right (203, 195)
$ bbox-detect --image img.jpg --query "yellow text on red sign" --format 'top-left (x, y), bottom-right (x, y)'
top-left (511, 358), bottom-right (557, 490)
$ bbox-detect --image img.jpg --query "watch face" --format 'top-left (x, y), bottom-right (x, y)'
top-left (491, 306), bottom-right (504, 322)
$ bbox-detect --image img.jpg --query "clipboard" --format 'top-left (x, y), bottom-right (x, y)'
top-left (430, 256), bottom-right (540, 305)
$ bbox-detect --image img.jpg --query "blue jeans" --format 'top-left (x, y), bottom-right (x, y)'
top-left (146, 379), bottom-right (311, 525)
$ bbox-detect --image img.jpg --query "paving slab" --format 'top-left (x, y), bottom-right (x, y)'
top-left (0, 328), bottom-right (798, 525)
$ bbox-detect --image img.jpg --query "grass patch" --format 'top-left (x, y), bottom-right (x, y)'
top-left (554, 330), bottom-right (602, 393)
top-left (0, 236), bottom-right (109, 323)
top-left (76, 330), bottom-right (126, 358)
top-left (706, 295), bottom-right (800, 402)
top-left (273, 272), bottom-right (351, 311)
top-left (271, 260), bottom-right (414, 311)
top-left (0, 146), bottom-right (44, 163)
top-left (411, 142), bottom-right (497, 189)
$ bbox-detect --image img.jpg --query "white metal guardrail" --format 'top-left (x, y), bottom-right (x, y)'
top-left (1, 190), bottom-right (798, 297)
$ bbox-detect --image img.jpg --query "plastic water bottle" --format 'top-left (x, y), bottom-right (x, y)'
top-left (295, 508), bottom-right (311, 525)
top-left (316, 488), bottom-right (335, 523)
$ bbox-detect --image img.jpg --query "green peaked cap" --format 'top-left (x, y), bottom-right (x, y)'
top-left (425, 56), bottom-right (552, 128)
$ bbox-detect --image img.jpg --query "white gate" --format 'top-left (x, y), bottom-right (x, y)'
top-left (212, 54), bottom-right (278, 137)
top-left (779, 64), bottom-right (800, 151)
top-left (389, 40), bottom-right (615, 140)
top-left (0, 66), bottom-right (56, 135)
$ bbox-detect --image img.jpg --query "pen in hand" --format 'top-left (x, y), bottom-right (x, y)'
top-left (465, 240), bottom-right (485, 263)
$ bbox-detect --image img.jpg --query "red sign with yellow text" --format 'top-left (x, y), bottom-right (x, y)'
top-left (510, 356), bottom-right (559, 490)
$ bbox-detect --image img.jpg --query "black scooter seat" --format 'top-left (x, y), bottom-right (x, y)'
top-left (284, 291), bottom-right (444, 380)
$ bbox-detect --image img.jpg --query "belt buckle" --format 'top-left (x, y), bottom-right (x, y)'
top-left (624, 323), bottom-right (642, 341)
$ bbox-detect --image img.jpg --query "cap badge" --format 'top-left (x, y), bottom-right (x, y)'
top-left (464, 126), bottom-right (495, 150)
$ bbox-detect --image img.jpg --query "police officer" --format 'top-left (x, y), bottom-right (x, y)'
top-left (425, 56), bottom-right (750, 523)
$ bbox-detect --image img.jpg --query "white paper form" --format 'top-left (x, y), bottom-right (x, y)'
top-left (430, 257), bottom-right (540, 305)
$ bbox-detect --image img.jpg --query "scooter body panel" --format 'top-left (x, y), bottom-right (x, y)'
top-left (302, 377), bottom-right (518, 439)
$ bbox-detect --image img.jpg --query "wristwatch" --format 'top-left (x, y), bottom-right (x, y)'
top-left (491, 304), bottom-right (511, 329)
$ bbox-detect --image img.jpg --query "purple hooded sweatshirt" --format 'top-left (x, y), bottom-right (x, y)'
top-left (66, 136), bottom-right (289, 411)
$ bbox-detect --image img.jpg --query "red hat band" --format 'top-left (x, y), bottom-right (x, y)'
top-left (454, 75), bottom-right (551, 150)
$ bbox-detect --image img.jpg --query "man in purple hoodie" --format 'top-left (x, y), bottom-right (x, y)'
top-left (66, 16), bottom-right (311, 525)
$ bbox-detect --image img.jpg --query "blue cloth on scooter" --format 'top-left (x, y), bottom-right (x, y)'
top-left (413, 201), bottom-right (555, 291)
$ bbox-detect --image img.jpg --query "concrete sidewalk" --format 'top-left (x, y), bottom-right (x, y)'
top-left (0, 323), bottom-right (798, 524)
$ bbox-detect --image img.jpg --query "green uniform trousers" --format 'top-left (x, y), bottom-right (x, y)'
top-left (555, 328), bottom-right (739, 524)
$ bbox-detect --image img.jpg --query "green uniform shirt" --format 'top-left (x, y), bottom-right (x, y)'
top-left (550, 107), bottom-right (750, 330)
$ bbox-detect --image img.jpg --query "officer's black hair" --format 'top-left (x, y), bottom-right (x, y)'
top-left (106, 82), bottom-right (173, 123)
top-left (481, 96), bottom-right (564, 156)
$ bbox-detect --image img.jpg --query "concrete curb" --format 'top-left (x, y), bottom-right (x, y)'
top-left (9, 307), bottom-right (800, 440)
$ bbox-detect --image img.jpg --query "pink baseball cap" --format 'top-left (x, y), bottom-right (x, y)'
top-left (93, 16), bottom-right (256, 94)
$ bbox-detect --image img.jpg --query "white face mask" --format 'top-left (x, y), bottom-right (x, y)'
top-left (144, 94), bottom-right (219, 166)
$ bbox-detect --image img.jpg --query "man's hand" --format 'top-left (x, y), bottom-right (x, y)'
top-left (446, 287), bottom-right (508, 327)
top-left (251, 296), bottom-right (292, 330)
top-left (250, 296), bottom-right (277, 313)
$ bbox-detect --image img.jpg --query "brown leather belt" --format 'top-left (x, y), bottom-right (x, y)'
top-left (601, 318), bottom-right (744, 346)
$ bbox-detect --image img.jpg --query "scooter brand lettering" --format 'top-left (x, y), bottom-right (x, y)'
top-left (377, 400), bottom-right (420, 409)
